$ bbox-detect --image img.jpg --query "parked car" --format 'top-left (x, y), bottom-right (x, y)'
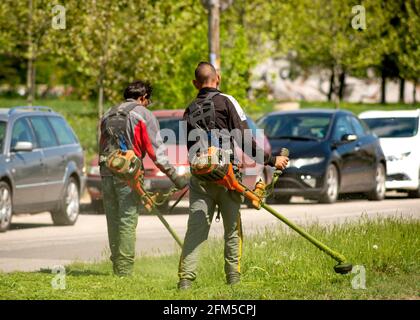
top-left (360, 109), bottom-right (420, 198)
top-left (87, 109), bottom-right (271, 213)
top-left (257, 109), bottom-right (386, 203)
top-left (0, 106), bottom-right (86, 232)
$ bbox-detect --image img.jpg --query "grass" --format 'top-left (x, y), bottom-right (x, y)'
top-left (0, 97), bottom-right (419, 162)
top-left (0, 217), bottom-right (419, 300)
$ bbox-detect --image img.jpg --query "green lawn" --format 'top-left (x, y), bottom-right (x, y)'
top-left (0, 97), bottom-right (419, 163)
top-left (0, 217), bottom-right (419, 300)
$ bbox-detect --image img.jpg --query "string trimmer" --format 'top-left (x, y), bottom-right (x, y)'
top-left (106, 149), bottom-right (184, 248)
top-left (190, 147), bottom-right (353, 274)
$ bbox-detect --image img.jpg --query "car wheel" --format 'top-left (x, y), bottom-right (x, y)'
top-left (0, 182), bottom-right (12, 232)
top-left (51, 177), bottom-right (80, 226)
top-left (408, 171), bottom-right (420, 198)
top-left (91, 199), bottom-right (104, 214)
top-left (319, 164), bottom-right (339, 204)
top-left (367, 163), bottom-right (386, 201)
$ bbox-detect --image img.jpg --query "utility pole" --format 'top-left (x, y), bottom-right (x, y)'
top-left (201, 0), bottom-right (233, 73)
top-left (207, 0), bottom-right (221, 73)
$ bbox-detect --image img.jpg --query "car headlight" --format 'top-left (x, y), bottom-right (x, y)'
top-left (176, 165), bottom-right (189, 176)
top-left (386, 152), bottom-right (411, 161)
top-left (288, 157), bottom-right (325, 169)
top-left (89, 165), bottom-right (100, 176)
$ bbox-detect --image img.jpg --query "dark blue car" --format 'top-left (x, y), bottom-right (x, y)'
top-left (257, 109), bottom-right (386, 203)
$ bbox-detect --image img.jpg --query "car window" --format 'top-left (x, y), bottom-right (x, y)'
top-left (29, 116), bottom-right (58, 148)
top-left (11, 118), bottom-right (35, 150)
top-left (158, 117), bottom-right (185, 145)
top-left (257, 114), bottom-right (332, 140)
top-left (363, 117), bottom-right (419, 138)
top-left (0, 121), bottom-right (6, 152)
top-left (350, 116), bottom-right (366, 137)
top-left (48, 116), bottom-right (77, 145)
top-left (333, 116), bottom-right (355, 141)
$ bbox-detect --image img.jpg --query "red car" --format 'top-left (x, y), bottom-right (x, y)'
top-left (87, 109), bottom-right (272, 213)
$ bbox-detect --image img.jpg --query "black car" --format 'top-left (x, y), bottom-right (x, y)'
top-left (257, 109), bottom-right (386, 203)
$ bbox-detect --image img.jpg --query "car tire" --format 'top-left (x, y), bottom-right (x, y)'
top-left (91, 199), bottom-right (104, 214)
top-left (319, 164), bottom-right (339, 204)
top-left (367, 163), bottom-right (386, 201)
top-left (408, 171), bottom-right (420, 198)
top-left (0, 181), bottom-right (13, 233)
top-left (51, 177), bottom-right (80, 226)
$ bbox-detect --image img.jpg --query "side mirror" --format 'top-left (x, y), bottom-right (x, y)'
top-left (341, 134), bottom-right (358, 142)
top-left (13, 141), bottom-right (33, 152)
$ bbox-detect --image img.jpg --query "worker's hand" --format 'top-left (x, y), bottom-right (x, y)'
top-left (274, 156), bottom-right (289, 170)
top-left (173, 175), bottom-right (189, 189)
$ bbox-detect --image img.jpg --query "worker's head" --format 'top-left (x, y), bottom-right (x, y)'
top-left (193, 62), bottom-right (220, 90)
top-left (124, 80), bottom-right (152, 107)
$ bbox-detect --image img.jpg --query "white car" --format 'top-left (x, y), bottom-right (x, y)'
top-left (360, 109), bottom-right (420, 198)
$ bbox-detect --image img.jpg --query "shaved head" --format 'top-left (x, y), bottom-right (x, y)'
top-left (194, 62), bottom-right (218, 85)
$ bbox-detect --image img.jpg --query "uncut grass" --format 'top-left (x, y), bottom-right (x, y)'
top-left (0, 217), bottom-right (419, 300)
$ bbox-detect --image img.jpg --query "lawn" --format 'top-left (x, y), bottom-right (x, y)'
top-left (0, 217), bottom-right (418, 300)
top-left (0, 97), bottom-right (419, 163)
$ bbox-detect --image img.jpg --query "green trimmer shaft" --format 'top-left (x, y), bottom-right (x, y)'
top-left (261, 202), bottom-right (353, 274)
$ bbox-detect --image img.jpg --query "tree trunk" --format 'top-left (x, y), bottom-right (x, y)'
top-left (413, 79), bottom-right (417, 105)
top-left (98, 81), bottom-right (104, 119)
top-left (380, 74), bottom-right (386, 104)
top-left (327, 68), bottom-right (334, 102)
top-left (338, 71), bottom-right (346, 100)
top-left (26, 0), bottom-right (34, 106)
top-left (26, 58), bottom-right (34, 106)
top-left (333, 65), bottom-right (341, 108)
top-left (399, 77), bottom-right (405, 103)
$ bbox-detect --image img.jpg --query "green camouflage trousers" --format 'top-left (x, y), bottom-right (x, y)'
top-left (101, 175), bottom-right (139, 276)
top-left (178, 175), bottom-right (243, 282)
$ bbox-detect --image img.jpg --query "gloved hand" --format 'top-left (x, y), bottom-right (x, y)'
top-left (274, 156), bottom-right (289, 170)
top-left (173, 175), bottom-right (188, 189)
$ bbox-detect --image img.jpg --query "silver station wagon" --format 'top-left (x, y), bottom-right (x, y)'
top-left (0, 106), bottom-right (86, 232)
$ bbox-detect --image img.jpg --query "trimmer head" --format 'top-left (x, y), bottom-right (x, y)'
top-left (334, 263), bottom-right (353, 274)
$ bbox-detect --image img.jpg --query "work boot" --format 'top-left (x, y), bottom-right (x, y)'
top-left (226, 273), bottom-right (240, 286)
top-left (177, 279), bottom-right (192, 290)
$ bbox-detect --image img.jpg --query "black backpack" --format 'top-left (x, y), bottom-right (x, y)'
top-left (186, 92), bottom-right (231, 152)
top-left (99, 102), bottom-right (138, 160)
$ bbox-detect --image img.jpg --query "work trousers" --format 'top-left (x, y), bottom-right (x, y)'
top-left (101, 175), bottom-right (139, 276)
top-left (178, 175), bottom-right (243, 281)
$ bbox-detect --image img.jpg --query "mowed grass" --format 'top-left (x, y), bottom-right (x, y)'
top-left (0, 217), bottom-right (419, 300)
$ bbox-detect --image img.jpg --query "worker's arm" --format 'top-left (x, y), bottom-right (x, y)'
top-left (132, 110), bottom-right (187, 188)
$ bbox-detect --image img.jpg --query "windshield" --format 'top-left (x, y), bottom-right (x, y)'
top-left (158, 117), bottom-right (185, 145)
top-left (0, 121), bottom-right (6, 152)
top-left (257, 114), bottom-right (332, 140)
top-left (363, 117), bottom-right (419, 138)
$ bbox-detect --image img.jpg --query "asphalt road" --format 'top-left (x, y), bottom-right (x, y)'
top-left (1, 194), bottom-right (419, 272)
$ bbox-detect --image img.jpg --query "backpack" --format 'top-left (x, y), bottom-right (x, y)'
top-left (186, 92), bottom-right (230, 151)
top-left (99, 102), bottom-right (138, 161)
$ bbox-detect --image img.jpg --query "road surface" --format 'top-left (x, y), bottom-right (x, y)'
top-left (1, 195), bottom-right (419, 272)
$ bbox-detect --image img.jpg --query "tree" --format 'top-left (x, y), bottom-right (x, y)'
top-left (1, 0), bottom-right (59, 104)
top-left (397, 0), bottom-right (420, 104)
